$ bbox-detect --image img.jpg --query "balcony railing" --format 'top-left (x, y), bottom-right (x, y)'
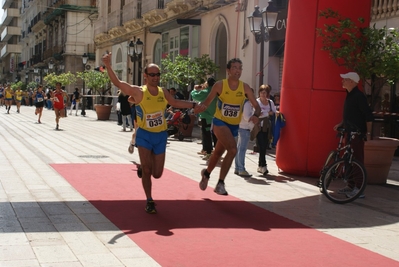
top-left (372, 0), bottom-right (399, 20)
top-left (107, 9), bottom-right (122, 30)
top-left (94, 20), bottom-right (106, 36)
top-left (122, 1), bottom-right (142, 24)
top-left (43, 46), bottom-right (63, 60)
top-left (30, 54), bottom-right (43, 66)
top-left (142, 0), bottom-right (164, 15)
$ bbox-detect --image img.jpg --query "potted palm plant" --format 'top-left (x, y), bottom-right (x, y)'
top-left (317, 8), bottom-right (399, 184)
top-left (76, 69), bottom-right (111, 120)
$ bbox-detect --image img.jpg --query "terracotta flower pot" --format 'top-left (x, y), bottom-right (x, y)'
top-left (364, 137), bottom-right (399, 184)
top-left (94, 104), bottom-right (112, 120)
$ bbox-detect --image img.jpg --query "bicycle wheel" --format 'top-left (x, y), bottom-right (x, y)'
top-left (318, 151), bottom-right (338, 192)
top-left (321, 159), bottom-right (367, 204)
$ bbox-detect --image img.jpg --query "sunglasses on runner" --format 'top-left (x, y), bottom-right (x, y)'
top-left (147, 73), bottom-right (161, 77)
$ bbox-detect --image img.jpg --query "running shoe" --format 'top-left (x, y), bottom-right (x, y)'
top-left (214, 182), bottom-right (228, 195)
top-left (128, 142), bottom-right (134, 154)
top-left (145, 201), bottom-right (157, 214)
top-left (199, 169), bottom-right (209, 191)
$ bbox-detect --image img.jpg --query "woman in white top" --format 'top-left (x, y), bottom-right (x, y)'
top-left (255, 85), bottom-right (276, 175)
top-left (234, 92), bottom-right (255, 177)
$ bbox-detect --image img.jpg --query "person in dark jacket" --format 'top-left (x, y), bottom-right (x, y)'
top-left (118, 90), bottom-right (133, 131)
top-left (334, 72), bottom-right (373, 198)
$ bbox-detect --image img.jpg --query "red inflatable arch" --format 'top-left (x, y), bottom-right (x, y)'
top-left (276, 0), bottom-right (372, 176)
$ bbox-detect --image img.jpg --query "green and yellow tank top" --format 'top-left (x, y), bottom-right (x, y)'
top-left (214, 79), bottom-right (246, 125)
top-left (136, 85), bottom-right (168, 132)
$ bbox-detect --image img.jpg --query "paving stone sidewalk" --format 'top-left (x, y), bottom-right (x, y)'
top-left (0, 106), bottom-right (398, 266)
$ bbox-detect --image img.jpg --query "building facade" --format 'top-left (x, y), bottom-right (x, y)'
top-left (1, 0), bottom-right (97, 93)
top-left (1, 0), bottom-right (22, 83)
top-left (0, 0), bottom-right (398, 143)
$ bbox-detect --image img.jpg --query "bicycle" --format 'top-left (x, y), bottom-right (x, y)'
top-left (317, 127), bottom-right (347, 192)
top-left (319, 128), bottom-right (367, 204)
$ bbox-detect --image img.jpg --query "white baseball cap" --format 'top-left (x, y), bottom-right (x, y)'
top-left (340, 72), bottom-right (360, 83)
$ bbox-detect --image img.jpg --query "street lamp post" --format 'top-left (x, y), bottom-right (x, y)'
top-left (81, 53), bottom-right (89, 116)
top-left (58, 63), bottom-right (65, 74)
top-left (248, 4), bottom-right (278, 87)
top-left (48, 60), bottom-right (54, 73)
top-left (128, 38), bottom-right (144, 85)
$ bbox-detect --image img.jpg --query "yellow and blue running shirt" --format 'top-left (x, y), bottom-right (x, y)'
top-left (15, 90), bottom-right (22, 101)
top-left (135, 85), bottom-right (168, 132)
top-left (214, 79), bottom-right (246, 125)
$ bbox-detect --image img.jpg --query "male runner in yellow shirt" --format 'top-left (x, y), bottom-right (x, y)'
top-left (103, 52), bottom-right (201, 214)
top-left (197, 58), bottom-right (261, 195)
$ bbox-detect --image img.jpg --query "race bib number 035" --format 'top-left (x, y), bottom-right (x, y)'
top-left (222, 103), bottom-right (240, 118)
top-left (145, 111), bottom-right (164, 128)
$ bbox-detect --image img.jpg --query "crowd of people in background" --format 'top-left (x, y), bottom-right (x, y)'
top-left (0, 84), bottom-right (97, 114)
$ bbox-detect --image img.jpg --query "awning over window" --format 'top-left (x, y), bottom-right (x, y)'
top-left (149, 19), bottom-right (201, 34)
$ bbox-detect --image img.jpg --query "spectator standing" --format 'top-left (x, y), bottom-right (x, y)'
top-left (46, 89), bottom-right (53, 110)
top-left (118, 90), bottom-right (133, 131)
top-left (253, 85), bottom-right (276, 175)
top-left (86, 88), bottom-right (93, 110)
top-left (234, 91), bottom-right (255, 177)
top-left (28, 89), bottom-right (33, 106)
top-left (334, 72), bottom-right (373, 197)
top-left (191, 77), bottom-right (218, 160)
top-left (69, 88), bottom-right (81, 116)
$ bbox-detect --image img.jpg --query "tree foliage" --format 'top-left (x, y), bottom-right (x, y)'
top-left (10, 81), bottom-right (24, 90)
top-left (43, 71), bottom-right (77, 87)
top-left (317, 8), bottom-right (399, 109)
top-left (160, 54), bottom-right (219, 90)
top-left (27, 81), bottom-right (39, 90)
top-left (76, 70), bottom-right (111, 105)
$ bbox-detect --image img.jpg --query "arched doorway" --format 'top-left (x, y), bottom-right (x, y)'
top-left (214, 23), bottom-right (227, 80)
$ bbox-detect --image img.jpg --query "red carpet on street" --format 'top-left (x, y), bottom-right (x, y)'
top-left (52, 163), bottom-right (398, 267)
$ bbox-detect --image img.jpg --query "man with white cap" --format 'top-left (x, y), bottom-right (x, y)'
top-left (333, 72), bottom-right (373, 198)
